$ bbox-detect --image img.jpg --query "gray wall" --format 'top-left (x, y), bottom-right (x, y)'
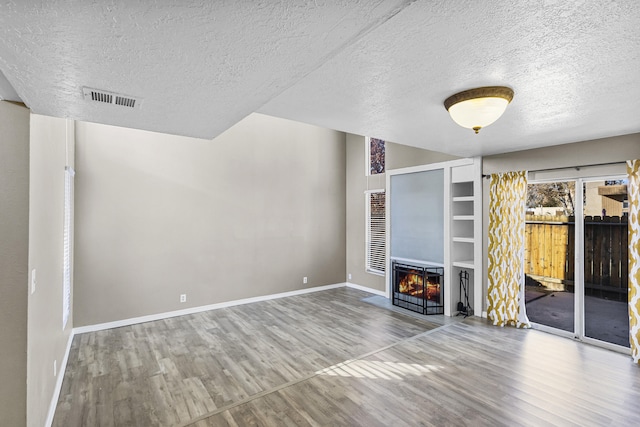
top-left (481, 133), bottom-right (640, 313)
top-left (0, 102), bottom-right (29, 426)
top-left (345, 134), bottom-right (457, 293)
top-left (74, 113), bottom-right (346, 326)
top-left (27, 114), bottom-right (74, 427)
top-left (483, 133), bottom-right (640, 175)
top-left (387, 142), bottom-right (457, 171)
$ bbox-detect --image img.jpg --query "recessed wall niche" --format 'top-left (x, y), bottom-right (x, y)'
top-left (390, 169), bottom-right (444, 264)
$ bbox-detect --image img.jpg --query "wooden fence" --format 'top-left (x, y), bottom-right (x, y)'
top-left (524, 214), bottom-right (628, 301)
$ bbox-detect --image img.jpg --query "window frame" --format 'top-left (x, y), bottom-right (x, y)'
top-left (62, 166), bottom-right (74, 330)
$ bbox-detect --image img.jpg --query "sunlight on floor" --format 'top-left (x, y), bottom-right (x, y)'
top-left (316, 359), bottom-right (442, 380)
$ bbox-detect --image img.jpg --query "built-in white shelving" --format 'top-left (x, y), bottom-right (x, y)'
top-left (449, 159), bottom-right (482, 317)
top-left (386, 157), bottom-right (482, 318)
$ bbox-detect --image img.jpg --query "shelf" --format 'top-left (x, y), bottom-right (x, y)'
top-left (453, 215), bottom-right (474, 221)
top-left (452, 181), bottom-right (473, 197)
top-left (453, 237), bottom-right (474, 243)
top-left (452, 196), bottom-right (474, 202)
top-left (453, 260), bottom-right (475, 269)
top-left (452, 201), bottom-right (473, 216)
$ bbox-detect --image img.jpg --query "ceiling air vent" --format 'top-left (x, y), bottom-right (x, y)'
top-left (82, 87), bottom-right (142, 109)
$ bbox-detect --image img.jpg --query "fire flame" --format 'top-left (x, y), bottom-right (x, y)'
top-left (398, 270), bottom-right (440, 301)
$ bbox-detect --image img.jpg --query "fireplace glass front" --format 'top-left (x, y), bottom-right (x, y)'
top-left (392, 261), bottom-right (444, 315)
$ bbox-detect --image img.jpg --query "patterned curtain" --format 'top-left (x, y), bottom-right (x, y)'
top-left (628, 160), bottom-right (640, 363)
top-left (487, 171), bottom-right (530, 328)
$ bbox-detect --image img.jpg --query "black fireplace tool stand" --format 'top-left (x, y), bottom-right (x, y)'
top-left (457, 269), bottom-right (471, 317)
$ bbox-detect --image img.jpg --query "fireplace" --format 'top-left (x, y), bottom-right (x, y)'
top-left (392, 261), bottom-right (444, 315)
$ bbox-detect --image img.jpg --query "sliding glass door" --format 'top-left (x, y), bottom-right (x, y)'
top-left (524, 181), bottom-right (576, 334)
top-left (525, 177), bottom-right (630, 350)
top-left (582, 178), bottom-right (630, 347)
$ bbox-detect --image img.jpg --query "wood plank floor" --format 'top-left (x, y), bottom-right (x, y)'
top-left (53, 287), bottom-right (640, 426)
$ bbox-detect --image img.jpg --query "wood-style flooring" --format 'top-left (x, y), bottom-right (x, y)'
top-left (53, 287), bottom-right (640, 426)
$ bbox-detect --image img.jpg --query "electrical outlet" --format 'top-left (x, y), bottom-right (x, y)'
top-left (180, 294), bottom-right (187, 303)
top-left (303, 277), bottom-right (308, 284)
top-left (53, 360), bottom-right (57, 377)
top-left (348, 273), bottom-right (352, 281)
top-left (31, 269), bottom-right (37, 294)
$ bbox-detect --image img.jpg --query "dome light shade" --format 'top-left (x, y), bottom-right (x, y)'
top-left (444, 86), bottom-right (514, 134)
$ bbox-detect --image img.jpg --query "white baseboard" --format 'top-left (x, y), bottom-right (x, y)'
top-left (49, 281), bottom-right (362, 425)
top-left (73, 282), bottom-right (346, 335)
top-left (45, 330), bottom-right (75, 427)
top-left (345, 282), bottom-right (387, 297)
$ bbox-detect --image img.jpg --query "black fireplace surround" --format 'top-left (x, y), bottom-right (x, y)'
top-left (392, 261), bottom-right (444, 315)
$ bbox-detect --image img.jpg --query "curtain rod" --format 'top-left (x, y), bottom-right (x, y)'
top-left (482, 160), bottom-right (626, 179)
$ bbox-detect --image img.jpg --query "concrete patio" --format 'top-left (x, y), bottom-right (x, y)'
top-left (525, 289), bottom-right (629, 347)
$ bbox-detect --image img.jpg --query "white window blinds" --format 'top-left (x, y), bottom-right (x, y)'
top-left (366, 190), bottom-right (386, 274)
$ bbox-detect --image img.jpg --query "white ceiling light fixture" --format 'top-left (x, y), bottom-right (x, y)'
top-left (444, 86), bottom-right (514, 134)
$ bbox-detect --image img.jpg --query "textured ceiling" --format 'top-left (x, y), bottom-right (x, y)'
top-left (1, 0), bottom-right (639, 157)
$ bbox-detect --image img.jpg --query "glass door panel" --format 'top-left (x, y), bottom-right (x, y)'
top-left (525, 181), bottom-right (576, 333)
top-left (582, 179), bottom-right (630, 347)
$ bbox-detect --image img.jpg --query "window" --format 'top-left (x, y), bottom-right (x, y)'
top-left (366, 190), bottom-right (386, 274)
top-left (367, 137), bottom-right (385, 175)
top-left (62, 166), bottom-right (74, 329)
